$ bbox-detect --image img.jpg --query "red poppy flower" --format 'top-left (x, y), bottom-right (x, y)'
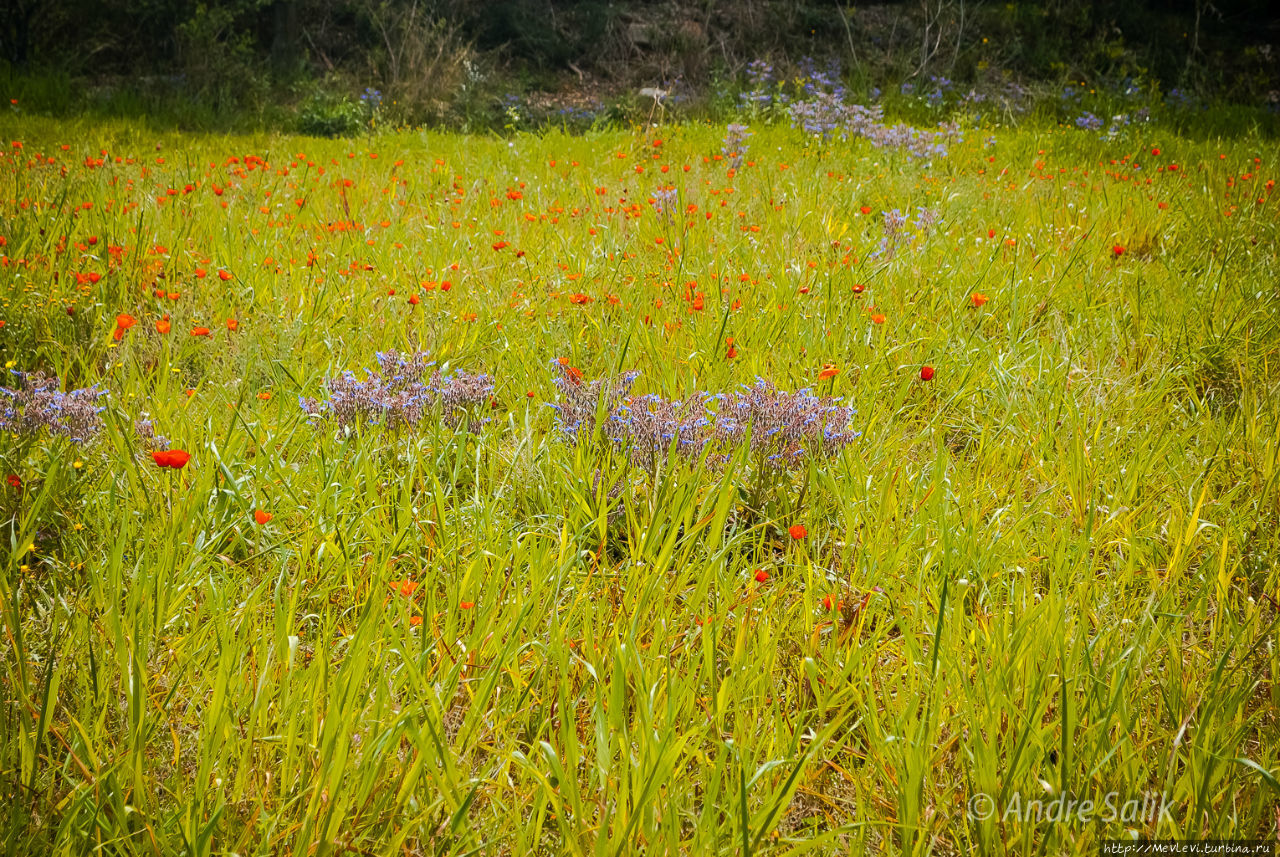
top-left (156, 315), bottom-right (171, 334)
top-left (191, 327), bottom-right (211, 337)
top-left (754, 569), bottom-right (769, 583)
top-left (253, 509), bottom-right (272, 525)
top-left (152, 449), bottom-right (192, 469)
top-left (113, 313), bottom-right (137, 341)
top-left (788, 524), bottom-right (807, 540)
top-left (226, 318), bottom-right (239, 331)
top-left (1112, 245), bottom-right (1125, 257)
top-left (459, 600), bottom-right (475, 609)
top-left (822, 594), bottom-right (842, 611)
top-left (818, 363), bottom-right (839, 380)
top-left (6, 474), bottom-right (20, 488)
top-left (388, 579), bottom-right (419, 598)
top-left (970, 293), bottom-right (989, 308)
top-left (218, 270), bottom-right (232, 281)
top-left (870, 313), bottom-right (886, 325)
top-left (920, 365), bottom-right (935, 381)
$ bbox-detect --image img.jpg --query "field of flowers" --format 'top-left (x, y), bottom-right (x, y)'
top-left (0, 106), bottom-right (1277, 855)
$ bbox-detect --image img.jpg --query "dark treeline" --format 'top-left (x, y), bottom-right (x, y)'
top-left (2, 0), bottom-right (1277, 127)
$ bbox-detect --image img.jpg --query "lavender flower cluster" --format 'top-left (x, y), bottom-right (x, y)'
top-left (548, 363), bottom-right (640, 441)
top-left (872, 206), bottom-right (939, 260)
top-left (610, 393), bottom-right (713, 472)
top-left (722, 123), bottom-right (751, 168)
top-left (791, 91), bottom-right (961, 158)
top-left (1072, 108), bottom-right (1151, 139)
top-left (0, 371), bottom-right (105, 444)
top-left (789, 91), bottom-right (852, 139)
top-left (299, 351), bottom-right (494, 432)
top-left (134, 413), bottom-right (170, 450)
top-left (709, 379), bottom-right (859, 467)
top-left (650, 186), bottom-right (678, 220)
top-left (925, 76), bottom-right (952, 106)
top-left (865, 118), bottom-right (961, 159)
top-left (500, 93), bottom-right (605, 130)
top-left (737, 57), bottom-right (961, 157)
top-left (799, 57), bottom-right (846, 97)
top-left (739, 57), bottom-right (1018, 153)
top-left (551, 365), bottom-right (858, 472)
top-left (1075, 111), bottom-right (1104, 131)
top-left (739, 59), bottom-right (778, 109)
top-left (740, 58), bottom-right (849, 113)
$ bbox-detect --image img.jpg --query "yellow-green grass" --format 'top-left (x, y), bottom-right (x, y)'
top-left (0, 114), bottom-right (1277, 855)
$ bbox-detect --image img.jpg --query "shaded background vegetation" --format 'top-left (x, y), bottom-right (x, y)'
top-left (2, 0), bottom-right (1278, 129)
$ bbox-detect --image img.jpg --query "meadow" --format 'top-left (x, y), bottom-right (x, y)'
top-left (0, 108), bottom-right (1277, 855)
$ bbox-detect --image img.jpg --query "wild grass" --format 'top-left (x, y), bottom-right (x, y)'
top-left (0, 112), bottom-right (1277, 855)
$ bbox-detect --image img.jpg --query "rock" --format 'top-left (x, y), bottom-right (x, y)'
top-left (626, 21), bottom-right (653, 48)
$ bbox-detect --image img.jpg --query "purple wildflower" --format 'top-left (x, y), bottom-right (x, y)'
top-left (722, 123), bottom-right (751, 168)
top-left (550, 368), bottom-right (858, 474)
top-left (300, 350), bottom-right (494, 433)
top-left (0, 371), bottom-right (106, 443)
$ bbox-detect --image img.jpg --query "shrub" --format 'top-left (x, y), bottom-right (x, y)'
top-left (295, 89), bottom-right (365, 137)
